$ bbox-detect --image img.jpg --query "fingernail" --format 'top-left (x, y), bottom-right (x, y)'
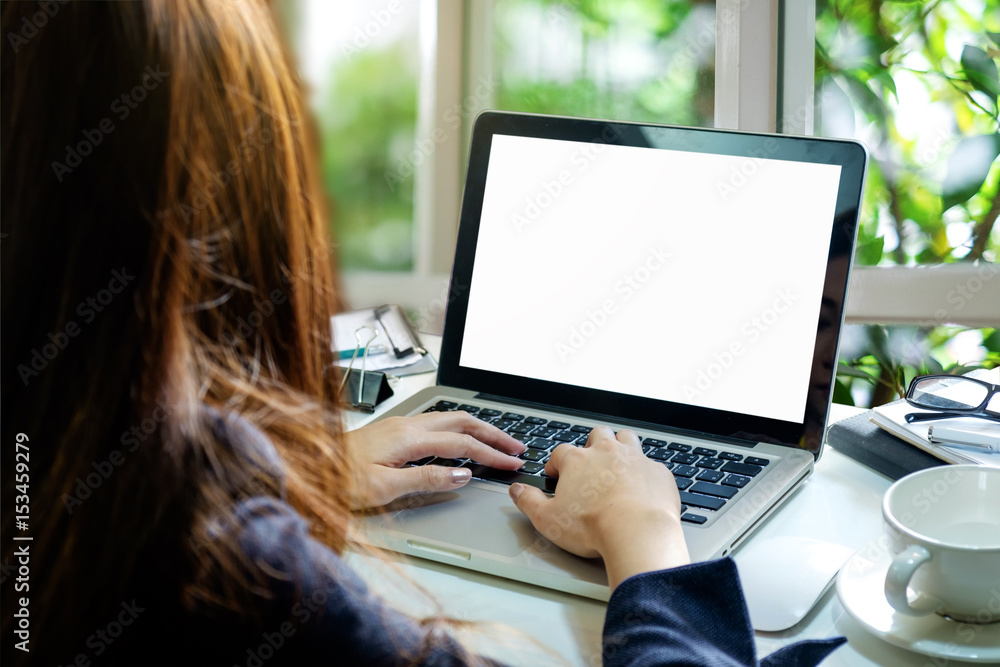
top-left (450, 468), bottom-right (471, 485)
top-left (509, 483), bottom-right (524, 502)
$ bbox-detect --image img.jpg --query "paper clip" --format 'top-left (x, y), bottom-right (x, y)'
top-left (339, 325), bottom-right (378, 405)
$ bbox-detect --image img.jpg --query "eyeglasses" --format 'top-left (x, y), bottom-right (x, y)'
top-left (904, 374), bottom-right (1000, 424)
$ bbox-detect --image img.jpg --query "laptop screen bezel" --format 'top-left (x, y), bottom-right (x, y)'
top-left (438, 111), bottom-right (868, 457)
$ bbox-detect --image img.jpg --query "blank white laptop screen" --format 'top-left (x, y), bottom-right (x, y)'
top-left (459, 134), bottom-right (843, 424)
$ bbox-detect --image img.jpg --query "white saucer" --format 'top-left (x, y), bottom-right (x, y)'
top-left (836, 542), bottom-right (1000, 663)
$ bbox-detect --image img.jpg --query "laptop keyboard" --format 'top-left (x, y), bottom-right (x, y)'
top-left (412, 400), bottom-right (773, 526)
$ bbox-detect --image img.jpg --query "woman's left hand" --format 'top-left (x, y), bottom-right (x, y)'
top-left (344, 411), bottom-right (526, 509)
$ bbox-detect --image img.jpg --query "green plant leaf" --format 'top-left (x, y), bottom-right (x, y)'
top-left (941, 134), bottom-right (1000, 212)
top-left (868, 68), bottom-right (898, 103)
top-left (836, 363), bottom-right (877, 380)
top-left (984, 328), bottom-right (1000, 352)
top-left (960, 45), bottom-right (1000, 102)
top-left (840, 72), bottom-right (887, 126)
top-left (832, 378), bottom-right (855, 406)
top-left (855, 234), bottom-right (884, 265)
top-left (989, 32), bottom-right (1000, 49)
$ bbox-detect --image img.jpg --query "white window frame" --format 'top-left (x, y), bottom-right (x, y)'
top-left (340, 0), bottom-right (1000, 333)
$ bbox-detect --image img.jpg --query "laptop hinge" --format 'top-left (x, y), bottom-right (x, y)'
top-left (474, 392), bottom-right (760, 449)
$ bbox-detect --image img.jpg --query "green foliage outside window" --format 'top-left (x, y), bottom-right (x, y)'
top-left (317, 45), bottom-right (417, 271)
top-left (283, 0), bottom-right (1000, 405)
top-left (493, 0), bottom-right (715, 125)
top-left (818, 0), bottom-right (1000, 406)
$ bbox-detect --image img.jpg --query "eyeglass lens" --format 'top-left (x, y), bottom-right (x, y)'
top-left (910, 376), bottom-right (989, 411)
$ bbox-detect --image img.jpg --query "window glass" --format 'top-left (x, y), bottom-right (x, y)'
top-left (816, 0), bottom-right (999, 266)
top-left (493, 0), bottom-right (715, 126)
top-left (817, 0), bottom-right (1000, 405)
top-left (280, 0), bottom-right (420, 271)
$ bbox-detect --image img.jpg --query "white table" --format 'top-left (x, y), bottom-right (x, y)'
top-left (343, 336), bottom-right (931, 666)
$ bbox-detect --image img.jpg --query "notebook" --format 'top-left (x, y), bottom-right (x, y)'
top-left (362, 111), bottom-right (868, 600)
top-left (869, 367), bottom-right (1000, 467)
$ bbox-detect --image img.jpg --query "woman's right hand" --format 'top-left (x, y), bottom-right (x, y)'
top-left (508, 426), bottom-right (690, 590)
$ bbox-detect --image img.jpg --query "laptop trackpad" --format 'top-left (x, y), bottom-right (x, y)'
top-left (387, 484), bottom-right (535, 558)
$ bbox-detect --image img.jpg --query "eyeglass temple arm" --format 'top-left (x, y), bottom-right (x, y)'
top-left (905, 411), bottom-right (1000, 424)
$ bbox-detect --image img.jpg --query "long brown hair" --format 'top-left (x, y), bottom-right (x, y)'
top-left (2, 1), bottom-right (355, 662)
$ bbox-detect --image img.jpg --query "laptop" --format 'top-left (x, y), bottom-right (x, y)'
top-left (363, 111), bottom-right (868, 600)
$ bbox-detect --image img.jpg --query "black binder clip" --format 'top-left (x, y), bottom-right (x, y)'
top-left (339, 326), bottom-right (393, 412)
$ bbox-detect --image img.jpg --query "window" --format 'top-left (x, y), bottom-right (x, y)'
top-left (491, 0), bottom-right (715, 126)
top-left (279, 0), bottom-right (999, 399)
top-left (281, 0), bottom-right (421, 271)
top-left (815, 0), bottom-right (1000, 405)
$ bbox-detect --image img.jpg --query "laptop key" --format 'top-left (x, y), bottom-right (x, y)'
top-left (520, 448), bottom-right (548, 462)
top-left (469, 465), bottom-right (558, 493)
top-left (722, 474), bottom-right (751, 488)
top-left (693, 447), bottom-right (718, 457)
top-left (475, 414), bottom-right (494, 422)
top-left (528, 438), bottom-right (559, 451)
top-left (673, 465), bottom-right (699, 478)
top-left (407, 456), bottom-right (436, 466)
top-left (690, 481), bottom-right (738, 499)
top-left (435, 401), bottom-right (458, 410)
top-left (648, 449), bottom-right (672, 461)
top-left (502, 412), bottom-right (525, 421)
top-left (696, 470), bottom-right (725, 483)
top-left (675, 478), bottom-right (694, 490)
top-left (678, 491), bottom-right (726, 511)
top-left (552, 432), bottom-right (577, 442)
top-left (519, 461), bottom-right (545, 475)
top-left (570, 425), bottom-right (592, 433)
top-left (671, 453), bottom-right (698, 465)
top-left (681, 513), bottom-right (708, 525)
top-left (643, 438), bottom-right (668, 448)
top-left (745, 456), bottom-right (770, 467)
top-left (478, 408), bottom-right (502, 417)
top-left (696, 457), bottom-right (724, 470)
top-left (668, 443), bottom-right (693, 453)
top-left (423, 407), bottom-right (438, 413)
top-left (507, 422), bottom-right (536, 435)
top-left (718, 451), bottom-right (744, 461)
top-left (491, 419), bottom-right (516, 430)
top-left (547, 421), bottom-right (570, 430)
top-left (433, 458), bottom-right (467, 467)
top-left (531, 427), bottom-right (560, 439)
top-left (511, 433), bottom-right (533, 443)
top-left (456, 404), bottom-right (480, 413)
top-left (721, 462), bottom-right (764, 478)
top-left (524, 416), bottom-right (547, 425)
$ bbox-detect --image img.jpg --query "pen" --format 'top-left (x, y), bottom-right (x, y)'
top-left (336, 344), bottom-right (387, 360)
top-left (928, 426), bottom-right (1000, 453)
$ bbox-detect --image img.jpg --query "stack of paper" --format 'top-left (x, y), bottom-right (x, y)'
top-left (330, 306), bottom-right (437, 377)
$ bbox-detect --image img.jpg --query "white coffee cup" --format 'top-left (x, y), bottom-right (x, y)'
top-left (882, 464), bottom-right (1000, 624)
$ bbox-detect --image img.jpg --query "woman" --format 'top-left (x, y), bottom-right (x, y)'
top-left (1, 1), bottom-right (844, 665)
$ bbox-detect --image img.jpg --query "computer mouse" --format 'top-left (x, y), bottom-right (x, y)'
top-left (733, 536), bottom-right (855, 632)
